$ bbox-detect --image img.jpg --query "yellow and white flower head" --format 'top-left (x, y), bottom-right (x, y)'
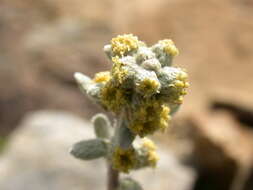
top-left (75, 34), bottom-right (189, 137)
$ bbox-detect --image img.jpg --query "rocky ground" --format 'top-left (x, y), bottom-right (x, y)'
top-left (0, 0), bottom-right (253, 134)
top-left (0, 111), bottom-right (196, 190)
top-left (0, 0), bottom-right (253, 189)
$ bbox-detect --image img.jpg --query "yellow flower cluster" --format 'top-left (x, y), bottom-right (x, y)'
top-left (170, 71), bottom-right (189, 104)
top-left (99, 57), bottom-right (132, 112)
top-left (158, 39), bottom-right (179, 57)
top-left (89, 34), bottom-right (188, 136)
top-left (112, 147), bottom-right (137, 173)
top-left (142, 138), bottom-right (156, 150)
top-left (73, 34), bottom-right (190, 176)
top-left (112, 139), bottom-right (159, 172)
top-left (100, 81), bottom-right (130, 112)
top-left (129, 100), bottom-right (171, 137)
top-left (142, 138), bottom-right (159, 167)
top-left (111, 56), bottom-right (129, 85)
top-left (93, 71), bottom-right (111, 83)
top-left (111, 34), bottom-right (139, 56)
top-left (136, 78), bottom-right (160, 97)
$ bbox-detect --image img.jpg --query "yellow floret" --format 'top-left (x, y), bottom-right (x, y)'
top-left (129, 101), bottom-right (171, 137)
top-left (142, 138), bottom-right (156, 151)
top-left (100, 81), bottom-right (129, 112)
top-left (184, 82), bottom-right (190, 88)
top-left (112, 147), bottom-right (137, 173)
top-left (99, 57), bottom-right (133, 113)
top-left (158, 105), bottom-right (171, 131)
top-left (111, 56), bottom-right (129, 84)
top-left (164, 45), bottom-right (179, 56)
top-left (141, 138), bottom-right (159, 167)
top-left (136, 78), bottom-right (160, 97)
top-left (174, 80), bottom-right (185, 88)
top-left (169, 71), bottom-right (190, 104)
top-left (111, 34), bottom-right (139, 56)
top-left (177, 72), bottom-right (188, 81)
top-left (147, 150), bottom-right (159, 168)
top-left (159, 39), bottom-right (179, 56)
top-left (174, 96), bottom-right (184, 104)
top-left (93, 71), bottom-right (111, 83)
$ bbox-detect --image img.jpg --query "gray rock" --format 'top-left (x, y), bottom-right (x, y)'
top-left (0, 110), bottom-right (195, 190)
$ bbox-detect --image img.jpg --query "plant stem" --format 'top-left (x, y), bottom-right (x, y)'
top-left (107, 163), bottom-right (119, 190)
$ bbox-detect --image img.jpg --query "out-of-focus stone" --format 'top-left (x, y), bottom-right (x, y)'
top-left (0, 7), bottom-right (112, 135)
top-left (1, 0), bottom-right (253, 138)
top-left (0, 111), bottom-right (196, 190)
top-left (0, 111), bottom-right (106, 190)
top-left (187, 111), bottom-right (253, 190)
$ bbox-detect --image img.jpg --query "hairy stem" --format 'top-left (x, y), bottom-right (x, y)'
top-left (107, 116), bottom-right (122, 190)
top-left (107, 163), bottom-right (119, 190)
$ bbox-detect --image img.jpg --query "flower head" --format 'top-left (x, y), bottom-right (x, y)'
top-left (75, 34), bottom-right (189, 137)
top-left (112, 147), bottom-right (137, 173)
top-left (111, 34), bottom-right (139, 56)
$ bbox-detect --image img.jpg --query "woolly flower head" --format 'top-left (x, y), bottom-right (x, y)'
top-left (158, 67), bottom-right (189, 104)
top-left (111, 139), bottom-right (160, 172)
top-left (75, 34), bottom-right (189, 137)
top-left (158, 39), bottom-right (179, 56)
top-left (110, 34), bottom-right (139, 56)
top-left (141, 138), bottom-right (159, 167)
top-left (112, 147), bottom-right (137, 173)
top-left (152, 39), bottom-right (179, 67)
top-left (128, 101), bottom-right (171, 137)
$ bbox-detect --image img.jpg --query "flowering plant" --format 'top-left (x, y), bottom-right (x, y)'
top-left (70, 34), bottom-right (189, 190)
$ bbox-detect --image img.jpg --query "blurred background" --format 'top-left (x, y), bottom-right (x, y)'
top-left (0, 0), bottom-right (253, 189)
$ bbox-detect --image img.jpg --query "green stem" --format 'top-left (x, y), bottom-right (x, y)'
top-left (107, 114), bottom-right (134, 190)
top-left (107, 116), bottom-right (122, 190)
top-left (107, 163), bottom-right (119, 190)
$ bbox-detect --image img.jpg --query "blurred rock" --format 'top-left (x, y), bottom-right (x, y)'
top-left (1, 0), bottom-right (253, 189)
top-left (187, 111), bottom-right (253, 190)
top-left (1, 0), bottom-right (253, 137)
top-left (243, 167), bottom-right (253, 190)
top-left (0, 2), bottom-right (113, 135)
top-left (0, 110), bottom-right (196, 190)
top-left (0, 111), bottom-right (106, 190)
top-left (211, 100), bottom-right (253, 128)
